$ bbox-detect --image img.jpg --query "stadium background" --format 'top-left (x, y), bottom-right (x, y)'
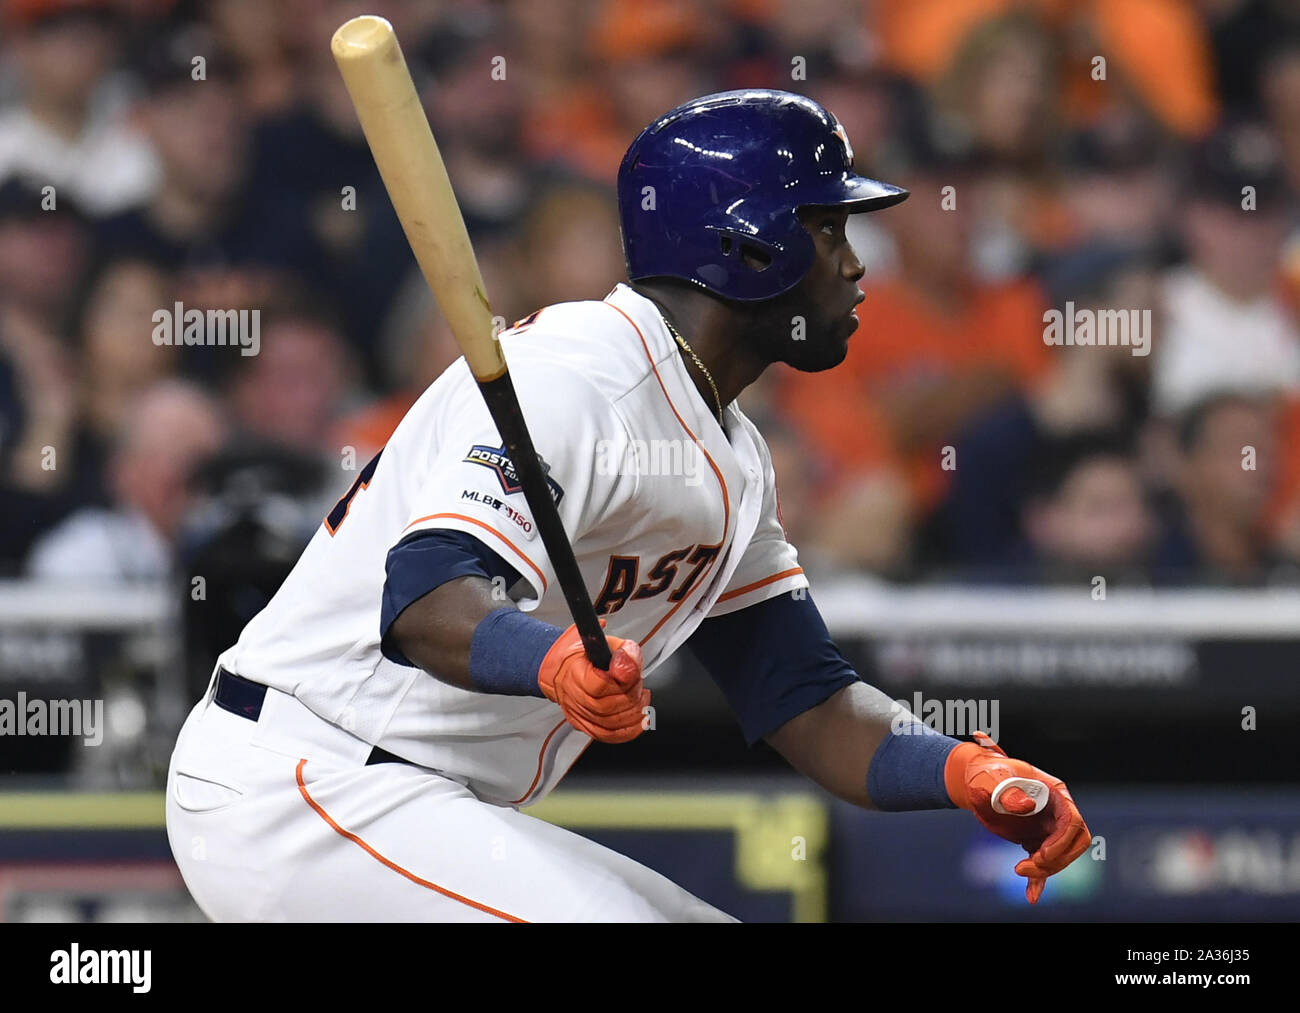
top-left (1, 0), bottom-right (1299, 921)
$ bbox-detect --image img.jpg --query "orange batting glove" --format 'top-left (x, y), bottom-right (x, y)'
top-left (538, 622), bottom-right (649, 744)
top-left (944, 731), bottom-right (1091, 904)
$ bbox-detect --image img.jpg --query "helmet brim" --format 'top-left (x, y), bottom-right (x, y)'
top-left (796, 174), bottom-right (910, 213)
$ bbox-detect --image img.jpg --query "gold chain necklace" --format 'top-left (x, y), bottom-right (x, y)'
top-left (661, 313), bottom-right (725, 427)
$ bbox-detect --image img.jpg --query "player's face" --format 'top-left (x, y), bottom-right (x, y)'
top-left (752, 206), bottom-right (866, 372)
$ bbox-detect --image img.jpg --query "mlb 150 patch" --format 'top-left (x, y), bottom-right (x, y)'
top-left (464, 444), bottom-right (564, 505)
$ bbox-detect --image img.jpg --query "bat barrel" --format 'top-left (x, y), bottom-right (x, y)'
top-left (331, 15), bottom-right (611, 673)
top-left (330, 15), bottom-right (506, 382)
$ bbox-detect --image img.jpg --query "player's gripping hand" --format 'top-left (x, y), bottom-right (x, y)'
top-left (538, 622), bottom-right (649, 744)
top-left (944, 731), bottom-right (1091, 904)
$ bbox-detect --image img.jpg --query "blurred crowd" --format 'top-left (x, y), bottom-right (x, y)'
top-left (2, 0), bottom-right (1299, 593)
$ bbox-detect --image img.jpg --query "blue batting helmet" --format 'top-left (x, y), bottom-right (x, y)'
top-left (617, 89), bottom-right (908, 302)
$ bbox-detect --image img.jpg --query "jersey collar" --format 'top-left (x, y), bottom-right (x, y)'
top-left (604, 283), bottom-right (736, 439)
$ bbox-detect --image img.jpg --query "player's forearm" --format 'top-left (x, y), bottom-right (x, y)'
top-left (387, 576), bottom-right (506, 691)
top-left (381, 532), bottom-right (649, 740)
top-left (389, 576), bottom-right (650, 742)
top-left (382, 529), bottom-right (559, 693)
top-left (765, 680), bottom-right (901, 810)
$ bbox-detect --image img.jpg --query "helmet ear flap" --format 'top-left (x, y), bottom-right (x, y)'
top-left (710, 227), bottom-right (777, 272)
top-left (694, 216), bottom-right (813, 298)
top-left (738, 241), bottom-right (773, 272)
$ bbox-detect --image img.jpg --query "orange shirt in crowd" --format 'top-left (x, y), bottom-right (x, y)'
top-left (778, 277), bottom-right (1051, 512)
top-left (1272, 395), bottom-right (1300, 535)
top-left (873, 0), bottom-right (1218, 137)
top-left (329, 392), bottom-right (418, 465)
top-left (522, 86), bottom-right (626, 182)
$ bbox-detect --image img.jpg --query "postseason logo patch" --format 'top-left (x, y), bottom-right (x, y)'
top-left (464, 444), bottom-right (563, 505)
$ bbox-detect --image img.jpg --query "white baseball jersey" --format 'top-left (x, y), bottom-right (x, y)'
top-left (217, 282), bottom-right (809, 807)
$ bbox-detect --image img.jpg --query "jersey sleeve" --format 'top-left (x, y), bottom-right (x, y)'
top-left (687, 591), bottom-right (859, 745)
top-left (397, 355), bottom-right (635, 610)
top-left (707, 422), bottom-right (810, 617)
top-left (379, 528), bottom-right (523, 666)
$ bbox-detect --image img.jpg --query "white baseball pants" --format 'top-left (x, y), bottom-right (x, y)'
top-left (165, 676), bottom-right (735, 922)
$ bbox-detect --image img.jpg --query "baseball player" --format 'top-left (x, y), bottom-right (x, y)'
top-left (166, 89), bottom-right (1091, 922)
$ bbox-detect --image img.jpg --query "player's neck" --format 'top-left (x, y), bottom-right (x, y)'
top-left (636, 284), bottom-right (768, 419)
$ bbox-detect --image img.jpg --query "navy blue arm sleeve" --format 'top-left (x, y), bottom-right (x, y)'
top-left (380, 528), bottom-right (523, 667)
top-left (684, 591), bottom-right (860, 746)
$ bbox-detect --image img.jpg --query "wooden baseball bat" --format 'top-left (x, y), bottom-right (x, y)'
top-left (330, 15), bottom-right (612, 669)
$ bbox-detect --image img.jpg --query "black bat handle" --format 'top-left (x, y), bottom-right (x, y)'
top-left (477, 372), bottom-right (613, 670)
